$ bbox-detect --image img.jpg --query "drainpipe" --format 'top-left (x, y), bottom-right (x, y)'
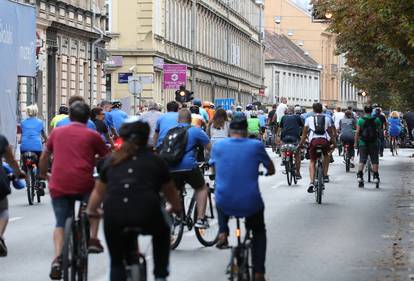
top-left (90, 0), bottom-right (105, 106)
top-left (191, 0), bottom-right (197, 92)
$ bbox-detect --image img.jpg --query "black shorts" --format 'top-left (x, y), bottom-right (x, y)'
top-left (359, 143), bottom-right (379, 165)
top-left (171, 168), bottom-right (205, 190)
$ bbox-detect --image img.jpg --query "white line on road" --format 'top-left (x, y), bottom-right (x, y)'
top-left (9, 217), bottom-right (23, 222)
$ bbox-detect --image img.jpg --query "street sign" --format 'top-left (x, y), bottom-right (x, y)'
top-left (138, 75), bottom-right (154, 85)
top-left (118, 72), bottom-right (132, 84)
top-left (163, 64), bottom-right (187, 89)
top-left (128, 76), bottom-right (143, 96)
top-left (215, 98), bottom-right (235, 111)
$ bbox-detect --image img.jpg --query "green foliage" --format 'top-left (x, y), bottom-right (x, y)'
top-left (320, 0), bottom-right (414, 110)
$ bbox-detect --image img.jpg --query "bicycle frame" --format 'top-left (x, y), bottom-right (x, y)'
top-left (314, 148), bottom-right (325, 204)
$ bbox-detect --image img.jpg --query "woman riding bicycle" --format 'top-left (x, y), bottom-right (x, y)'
top-left (388, 111), bottom-right (402, 142)
top-left (339, 110), bottom-right (357, 168)
top-left (87, 118), bottom-right (181, 281)
top-left (207, 108), bottom-right (230, 145)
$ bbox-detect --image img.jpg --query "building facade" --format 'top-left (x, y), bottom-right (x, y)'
top-left (18, 0), bottom-right (108, 122)
top-left (107, 0), bottom-right (264, 112)
top-left (264, 0), bottom-right (362, 108)
top-left (264, 31), bottom-right (320, 107)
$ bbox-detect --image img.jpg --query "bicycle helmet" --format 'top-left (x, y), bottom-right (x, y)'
top-left (119, 116), bottom-right (150, 145)
top-left (112, 100), bottom-right (122, 109)
top-left (58, 105), bottom-right (69, 115)
top-left (246, 104), bottom-right (253, 111)
top-left (193, 99), bottom-right (202, 107)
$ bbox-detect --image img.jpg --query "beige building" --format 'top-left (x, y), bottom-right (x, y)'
top-left (264, 0), bottom-right (362, 108)
top-left (18, 0), bottom-right (108, 122)
top-left (107, 0), bottom-right (264, 112)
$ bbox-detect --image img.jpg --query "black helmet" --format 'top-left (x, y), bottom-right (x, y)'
top-left (59, 105), bottom-right (69, 115)
top-left (230, 116), bottom-right (248, 131)
top-left (112, 100), bottom-right (122, 109)
top-left (119, 117), bottom-right (150, 145)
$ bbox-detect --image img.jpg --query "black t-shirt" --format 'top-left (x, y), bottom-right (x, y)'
top-left (268, 110), bottom-right (276, 125)
top-left (93, 120), bottom-right (108, 135)
top-left (280, 115), bottom-right (304, 140)
top-left (0, 134), bottom-right (9, 159)
top-left (100, 149), bottom-right (171, 221)
top-left (404, 112), bottom-right (414, 128)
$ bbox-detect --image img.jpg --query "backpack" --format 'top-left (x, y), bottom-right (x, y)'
top-left (360, 117), bottom-right (378, 143)
top-left (313, 115), bottom-right (326, 135)
top-left (158, 126), bottom-right (191, 166)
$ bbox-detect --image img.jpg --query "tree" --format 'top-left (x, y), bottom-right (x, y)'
top-left (315, 0), bottom-right (414, 110)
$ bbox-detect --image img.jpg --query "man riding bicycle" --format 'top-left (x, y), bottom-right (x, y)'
top-left (278, 106), bottom-right (304, 179)
top-left (210, 117), bottom-right (275, 281)
top-left (39, 102), bottom-right (109, 280)
top-left (299, 103), bottom-right (336, 193)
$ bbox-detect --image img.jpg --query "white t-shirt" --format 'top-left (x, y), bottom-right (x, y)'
top-left (305, 114), bottom-right (333, 141)
top-left (333, 111), bottom-right (345, 130)
top-left (276, 103), bottom-right (288, 123)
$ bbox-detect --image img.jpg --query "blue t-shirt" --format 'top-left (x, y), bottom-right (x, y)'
top-left (111, 109), bottom-right (128, 133)
top-left (388, 118), bottom-right (401, 137)
top-left (199, 107), bottom-right (209, 122)
top-left (155, 112), bottom-right (179, 147)
top-left (258, 115), bottom-right (267, 127)
top-left (104, 111), bottom-right (114, 129)
top-left (170, 123), bottom-right (210, 171)
top-left (56, 117), bottom-right (97, 131)
top-left (20, 117), bottom-right (44, 152)
top-left (209, 138), bottom-right (271, 217)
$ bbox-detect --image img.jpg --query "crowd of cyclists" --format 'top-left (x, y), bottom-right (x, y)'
top-left (0, 94), bottom-right (414, 281)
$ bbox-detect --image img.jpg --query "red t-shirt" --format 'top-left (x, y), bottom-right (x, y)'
top-left (46, 122), bottom-right (108, 198)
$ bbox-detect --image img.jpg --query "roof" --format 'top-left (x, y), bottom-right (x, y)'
top-left (264, 30), bottom-right (319, 70)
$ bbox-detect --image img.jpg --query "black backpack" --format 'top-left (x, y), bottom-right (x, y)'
top-left (360, 117), bottom-right (378, 143)
top-left (313, 115), bottom-right (326, 135)
top-left (158, 126), bottom-right (191, 166)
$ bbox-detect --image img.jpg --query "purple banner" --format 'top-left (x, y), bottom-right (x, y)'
top-left (163, 64), bottom-right (187, 89)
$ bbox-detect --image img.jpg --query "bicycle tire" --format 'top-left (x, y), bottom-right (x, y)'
top-left (26, 169), bottom-right (35, 205)
top-left (170, 211), bottom-right (184, 250)
top-left (292, 159), bottom-right (297, 185)
top-left (316, 162), bottom-right (323, 204)
top-left (77, 215), bottom-right (89, 281)
top-left (194, 191), bottom-right (219, 247)
top-left (62, 217), bottom-right (76, 281)
top-left (345, 151), bottom-right (350, 173)
top-left (286, 159), bottom-right (292, 186)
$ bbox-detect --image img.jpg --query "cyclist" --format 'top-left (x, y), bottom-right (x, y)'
top-left (189, 105), bottom-right (206, 129)
top-left (56, 96), bottom-right (97, 131)
top-left (333, 106), bottom-right (345, 131)
top-left (354, 105), bottom-right (382, 187)
top-left (339, 110), bottom-right (357, 168)
top-left (372, 106), bottom-right (387, 157)
top-left (139, 101), bottom-right (162, 149)
top-left (50, 105), bottom-right (68, 130)
top-left (278, 106), bottom-right (304, 179)
top-left (91, 107), bottom-right (115, 149)
top-left (207, 108), bottom-right (230, 145)
top-left (110, 100), bottom-right (128, 134)
top-left (203, 101), bottom-right (215, 120)
top-left (0, 134), bottom-right (26, 257)
top-left (193, 99), bottom-right (209, 123)
top-left (299, 103), bottom-right (336, 193)
top-left (210, 117), bottom-right (275, 281)
top-left (100, 100), bottom-right (117, 138)
top-left (233, 105), bottom-right (245, 119)
top-left (276, 97), bottom-right (288, 125)
top-left (153, 101), bottom-right (179, 149)
top-left (87, 118), bottom-right (181, 281)
top-left (258, 110), bottom-right (267, 140)
top-left (39, 102), bottom-right (109, 280)
top-left (388, 111), bottom-right (402, 146)
top-left (247, 112), bottom-right (261, 139)
top-left (166, 109), bottom-right (211, 228)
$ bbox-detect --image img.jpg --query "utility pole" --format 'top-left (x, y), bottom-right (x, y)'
top-left (191, 0), bottom-right (197, 93)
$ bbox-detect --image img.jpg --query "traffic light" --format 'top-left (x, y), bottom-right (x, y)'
top-left (175, 85), bottom-right (194, 103)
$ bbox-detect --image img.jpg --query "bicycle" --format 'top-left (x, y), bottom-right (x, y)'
top-left (360, 156), bottom-right (379, 188)
top-left (343, 143), bottom-right (352, 172)
top-left (121, 227), bottom-right (147, 281)
top-left (280, 144), bottom-right (298, 186)
top-left (61, 199), bottom-right (90, 281)
top-left (314, 145), bottom-right (325, 204)
top-left (269, 125), bottom-right (277, 153)
top-left (170, 163), bottom-right (219, 249)
top-left (226, 218), bottom-right (253, 281)
top-left (390, 136), bottom-right (399, 156)
top-left (21, 152), bottom-right (43, 205)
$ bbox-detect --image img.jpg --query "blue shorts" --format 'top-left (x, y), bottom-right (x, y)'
top-left (51, 193), bottom-right (90, 228)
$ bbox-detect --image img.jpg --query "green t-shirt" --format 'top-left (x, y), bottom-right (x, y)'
top-left (247, 118), bottom-right (260, 134)
top-left (50, 114), bottom-right (67, 128)
top-left (357, 114), bottom-right (382, 146)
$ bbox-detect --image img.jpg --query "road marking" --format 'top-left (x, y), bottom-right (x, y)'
top-left (9, 217), bottom-right (23, 222)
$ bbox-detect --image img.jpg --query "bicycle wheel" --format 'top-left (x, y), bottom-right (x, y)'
top-left (26, 169), bottom-right (34, 205)
top-left (127, 254), bottom-right (147, 281)
top-left (170, 211), bottom-right (184, 250)
top-left (285, 159), bottom-right (292, 186)
top-left (316, 162), bottom-right (323, 204)
top-left (291, 158), bottom-right (297, 185)
top-left (77, 215), bottom-right (89, 281)
top-left (345, 152), bottom-right (350, 173)
top-left (62, 217), bottom-right (76, 281)
top-left (194, 190), bottom-right (219, 247)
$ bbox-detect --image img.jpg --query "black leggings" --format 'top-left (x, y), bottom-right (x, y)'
top-left (104, 213), bottom-right (170, 280)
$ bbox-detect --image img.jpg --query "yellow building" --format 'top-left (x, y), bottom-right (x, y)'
top-left (107, 0), bottom-right (264, 112)
top-left (264, 0), bottom-right (342, 107)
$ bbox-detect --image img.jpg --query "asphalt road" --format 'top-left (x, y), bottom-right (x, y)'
top-left (1, 149), bottom-right (413, 281)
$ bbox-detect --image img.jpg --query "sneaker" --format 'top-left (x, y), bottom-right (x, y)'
top-left (0, 237), bottom-right (7, 257)
top-left (216, 233), bottom-right (229, 250)
top-left (350, 163), bottom-right (355, 168)
top-left (295, 173), bottom-right (302, 180)
top-left (373, 172), bottom-right (380, 184)
top-left (195, 218), bottom-right (209, 229)
top-left (357, 171), bottom-right (364, 183)
top-left (307, 184), bottom-right (315, 193)
top-left (49, 256), bottom-right (62, 280)
top-left (323, 175), bottom-right (330, 183)
top-left (88, 238), bottom-right (104, 254)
